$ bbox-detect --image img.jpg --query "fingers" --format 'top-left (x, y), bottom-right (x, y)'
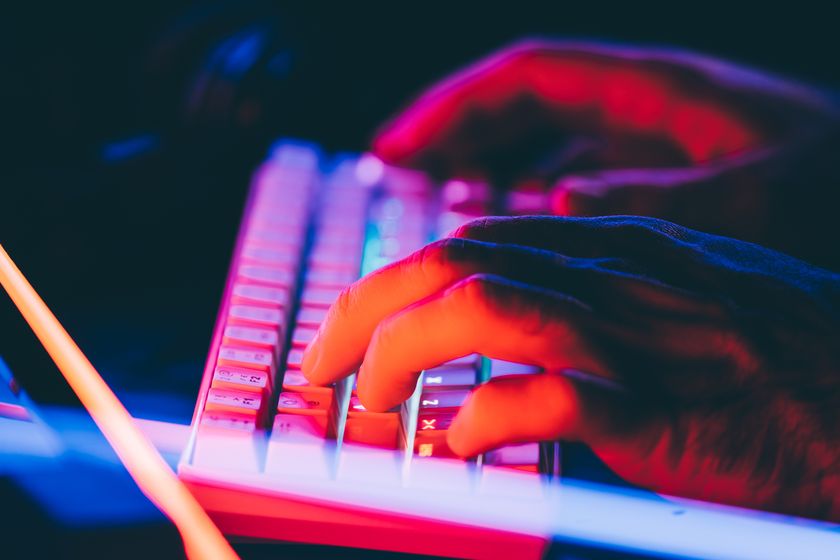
top-left (302, 237), bottom-right (596, 387)
top-left (372, 39), bottom-right (766, 173)
top-left (447, 370), bottom-right (630, 457)
top-left (355, 273), bottom-right (609, 412)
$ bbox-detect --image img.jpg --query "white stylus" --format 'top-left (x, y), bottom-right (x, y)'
top-left (0, 244), bottom-right (238, 560)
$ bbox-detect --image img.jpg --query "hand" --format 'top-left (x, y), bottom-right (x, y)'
top-left (373, 40), bottom-right (840, 268)
top-left (303, 216), bottom-right (840, 520)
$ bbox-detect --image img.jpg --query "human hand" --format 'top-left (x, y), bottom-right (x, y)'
top-left (302, 215), bottom-right (840, 520)
top-left (373, 40), bottom-right (840, 267)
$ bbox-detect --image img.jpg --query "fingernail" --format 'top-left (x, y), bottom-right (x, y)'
top-left (301, 329), bottom-right (321, 380)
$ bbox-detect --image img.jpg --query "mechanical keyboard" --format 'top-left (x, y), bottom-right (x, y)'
top-left (177, 141), bottom-right (840, 560)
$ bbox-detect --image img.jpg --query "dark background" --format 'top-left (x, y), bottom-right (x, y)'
top-left (2, 1), bottom-right (838, 420)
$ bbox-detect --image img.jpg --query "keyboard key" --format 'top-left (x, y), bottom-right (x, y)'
top-left (200, 410), bottom-right (257, 432)
top-left (414, 432), bottom-right (457, 458)
top-left (241, 245), bottom-right (298, 266)
top-left (286, 348), bottom-right (304, 368)
top-left (345, 395), bottom-right (400, 448)
top-left (246, 228), bottom-right (302, 247)
top-left (265, 414), bottom-right (334, 479)
top-left (277, 390), bottom-right (331, 412)
top-left (205, 388), bottom-right (264, 418)
top-left (305, 269), bottom-right (357, 288)
top-left (232, 283), bottom-right (290, 308)
top-left (422, 367), bottom-right (477, 390)
top-left (416, 412), bottom-right (456, 432)
top-left (291, 326), bottom-right (318, 347)
top-left (238, 265), bottom-right (295, 287)
top-left (281, 370), bottom-right (332, 395)
top-left (485, 443), bottom-right (540, 472)
top-left (276, 391), bottom-right (333, 437)
top-left (272, 412), bottom-right (329, 439)
top-left (211, 366), bottom-right (271, 394)
top-left (489, 359), bottom-right (542, 377)
top-left (223, 325), bottom-right (279, 349)
top-left (301, 286), bottom-right (342, 307)
top-left (218, 346), bottom-right (274, 372)
top-left (419, 389), bottom-right (470, 410)
top-left (228, 305), bottom-right (283, 327)
top-left (296, 305), bottom-right (328, 326)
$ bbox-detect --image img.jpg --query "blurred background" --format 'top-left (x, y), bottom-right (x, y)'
top-left (2, 0), bottom-right (838, 422)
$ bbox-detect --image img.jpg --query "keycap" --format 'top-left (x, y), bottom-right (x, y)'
top-left (277, 390), bottom-right (331, 412)
top-left (489, 359), bottom-right (542, 377)
top-left (301, 286), bottom-right (342, 307)
top-left (296, 306), bottom-right (328, 326)
top-left (485, 443), bottom-right (540, 472)
top-left (246, 228), bottom-right (301, 247)
top-left (241, 245), bottom-right (298, 266)
top-left (281, 370), bottom-right (333, 397)
top-left (211, 366), bottom-right (271, 394)
top-left (272, 412), bottom-right (329, 439)
top-left (205, 388), bottom-right (264, 418)
top-left (223, 325), bottom-right (279, 349)
top-left (419, 389), bottom-right (470, 410)
top-left (291, 325), bottom-right (318, 347)
top-left (265, 414), bottom-right (333, 479)
top-left (200, 410), bottom-right (257, 432)
top-left (414, 411), bottom-right (457, 457)
top-left (414, 431), bottom-right (457, 458)
top-left (422, 367), bottom-right (477, 390)
top-left (345, 397), bottom-right (400, 449)
top-left (228, 305), bottom-right (283, 327)
top-left (238, 265), bottom-right (295, 287)
top-left (304, 269), bottom-right (357, 288)
top-left (218, 346), bottom-right (274, 373)
top-left (286, 348), bottom-right (304, 369)
top-left (276, 392), bottom-right (332, 437)
top-left (232, 283), bottom-right (290, 308)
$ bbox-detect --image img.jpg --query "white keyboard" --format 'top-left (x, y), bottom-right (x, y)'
top-left (177, 141), bottom-right (840, 560)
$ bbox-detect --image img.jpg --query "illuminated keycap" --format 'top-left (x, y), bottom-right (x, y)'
top-left (272, 412), bottom-right (329, 439)
top-left (241, 245), bottom-right (298, 266)
top-left (277, 390), bottom-right (331, 411)
top-left (296, 306), bottom-right (328, 326)
top-left (286, 348), bottom-right (304, 369)
top-left (228, 305), bottom-right (284, 327)
top-left (291, 326), bottom-right (318, 347)
top-left (413, 431), bottom-right (456, 458)
top-left (422, 367), bottom-right (477, 390)
top-left (301, 286), bottom-right (342, 308)
top-left (281, 370), bottom-right (332, 395)
top-left (238, 265), bottom-right (295, 287)
top-left (218, 346), bottom-right (274, 372)
top-left (232, 283), bottom-right (290, 307)
top-left (304, 269), bottom-right (357, 288)
top-left (344, 395), bottom-right (400, 448)
top-left (205, 388), bottom-right (263, 417)
top-left (419, 389), bottom-right (469, 410)
top-left (211, 366), bottom-right (271, 394)
top-left (200, 410), bottom-right (257, 432)
top-left (485, 443), bottom-right (540, 472)
top-left (223, 325), bottom-right (279, 349)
